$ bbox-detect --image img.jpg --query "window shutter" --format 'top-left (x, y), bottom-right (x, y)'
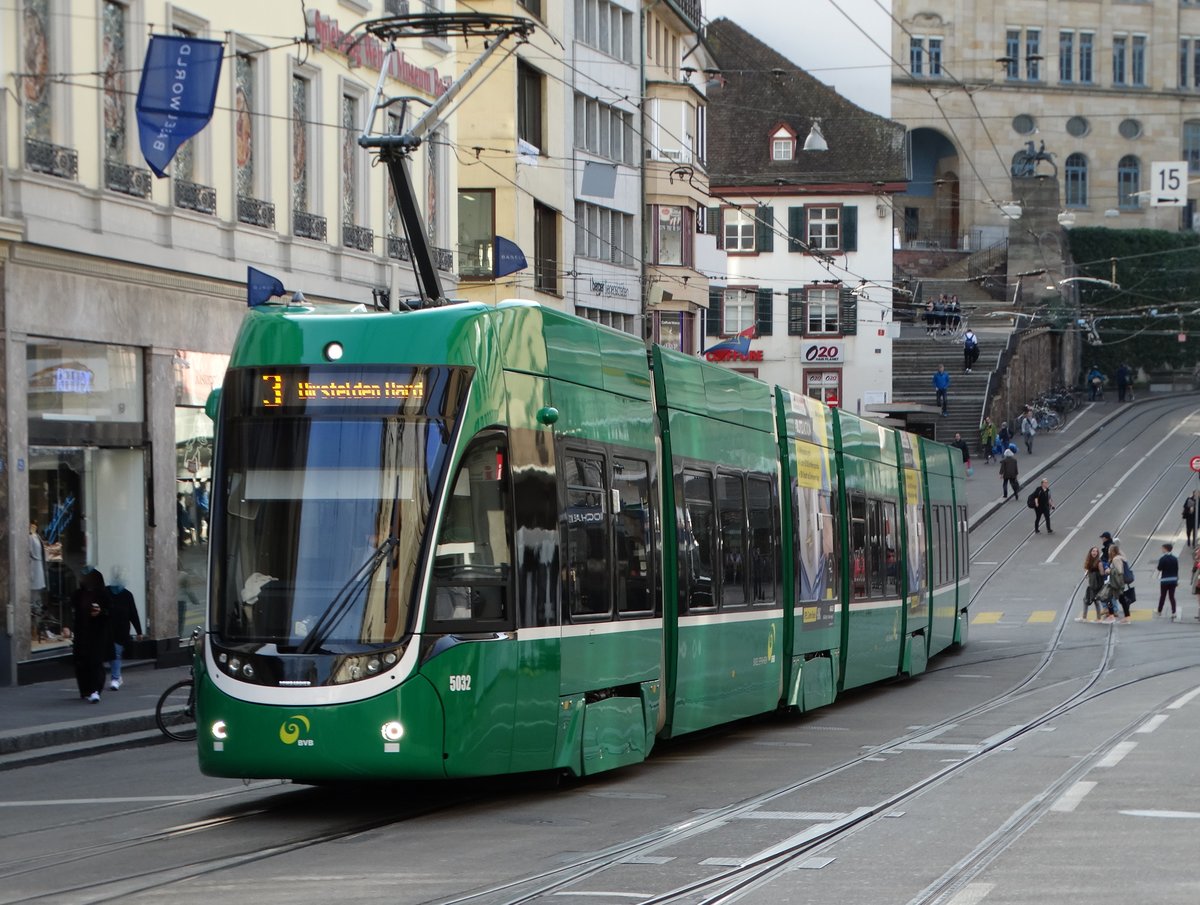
top-left (756, 287), bottom-right (774, 336)
top-left (841, 205), bottom-right (858, 252)
top-left (708, 207), bottom-right (723, 248)
top-left (787, 289), bottom-right (805, 335)
top-left (839, 287), bottom-right (858, 335)
top-left (707, 286), bottom-right (723, 336)
top-left (756, 205), bottom-right (774, 252)
top-left (787, 206), bottom-right (805, 252)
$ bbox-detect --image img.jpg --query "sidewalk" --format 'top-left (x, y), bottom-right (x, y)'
top-left (0, 398), bottom-right (1145, 770)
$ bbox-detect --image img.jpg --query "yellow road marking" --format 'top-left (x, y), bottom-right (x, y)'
top-left (972, 612), bottom-right (1002, 624)
top-left (1029, 610), bottom-right (1057, 623)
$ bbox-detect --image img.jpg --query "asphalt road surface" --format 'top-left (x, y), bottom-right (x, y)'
top-left (3, 396), bottom-right (1199, 905)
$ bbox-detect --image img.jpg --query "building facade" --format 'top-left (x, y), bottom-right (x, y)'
top-left (893, 0), bottom-right (1200, 249)
top-left (0, 0), bottom-right (458, 683)
top-left (704, 19), bottom-right (907, 415)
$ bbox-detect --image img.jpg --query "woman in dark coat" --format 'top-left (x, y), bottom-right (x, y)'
top-left (71, 568), bottom-right (113, 702)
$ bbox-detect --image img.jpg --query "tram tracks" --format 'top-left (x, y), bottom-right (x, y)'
top-left (9, 402), bottom-right (1200, 905)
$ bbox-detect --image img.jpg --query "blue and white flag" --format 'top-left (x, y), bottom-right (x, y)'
top-left (135, 35), bottom-right (224, 178)
top-left (247, 267), bottom-right (286, 308)
top-left (494, 236), bottom-right (528, 278)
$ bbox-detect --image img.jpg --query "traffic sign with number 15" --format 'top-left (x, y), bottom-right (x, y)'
top-left (1151, 161), bottom-right (1189, 207)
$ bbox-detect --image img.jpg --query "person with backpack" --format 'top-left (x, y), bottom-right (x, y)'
top-left (1099, 542), bottom-right (1131, 623)
top-left (1087, 365), bottom-right (1106, 401)
top-left (962, 328), bottom-right (979, 373)
top-left (1030, 478), bottom-right (1054, 533)
top-left (999, 448), bottom-right (1020, 501)
top-left (1182, 491), bottom-right (1197, 547)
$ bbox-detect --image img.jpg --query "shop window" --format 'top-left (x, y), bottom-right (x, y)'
top-left (458, 189), bottom-right (495, 278)
top-left (27, 339), bottom-right (144, 424)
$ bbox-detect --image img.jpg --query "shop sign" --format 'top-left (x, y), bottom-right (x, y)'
top-left (806, 372), bottom-right (841, 387)
top-left (803, 342), bottom-right (843, 364)
top-left (589, 279), bottom-right (630, 298)
top-left (310, 10), bottom-right (451, 97)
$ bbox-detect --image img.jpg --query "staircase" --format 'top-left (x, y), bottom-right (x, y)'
top-left (892, 253), bottom-right (1016, 445)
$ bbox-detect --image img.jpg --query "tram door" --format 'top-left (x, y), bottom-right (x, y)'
top-left (425, 433), bottom-right (518, 776)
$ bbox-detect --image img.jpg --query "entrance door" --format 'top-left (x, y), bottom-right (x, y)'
top-left (88, 449), bottom-right (147, 632)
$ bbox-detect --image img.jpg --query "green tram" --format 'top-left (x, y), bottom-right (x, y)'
top-left (196, 299), bottom-right (969, 781)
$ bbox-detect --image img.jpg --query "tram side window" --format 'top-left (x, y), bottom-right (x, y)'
top-left (932, 505), bottom-right (943, 587)
top-left (430, 436), bottom-right (513, 628)
top-left (883, 501), bottom-right (899, 597)
top-left (866, 499), bottom-right (886, 597)
top-left (940, 505), bottom-right (951, 586)
top-left (850, 493), bottom-right (868, 599)
top-left (959, 505), bottom-right (969, 577)
top-left (718, 473), bottom-right (747, 608)
top-left (681, 470), bottom-right (716, 611)
top-left (748, 477), bottom-right (776, 604)
top-left (613, 456), bottom-right (654, 615)
top-left (564, 453), bottom-right (611, 619)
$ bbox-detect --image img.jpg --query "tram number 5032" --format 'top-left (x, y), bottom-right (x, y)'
top-left (449, 675), bottom-right (472, 692)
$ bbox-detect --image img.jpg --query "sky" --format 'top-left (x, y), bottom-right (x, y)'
top-left (702, 0), bottom-right (892, 116)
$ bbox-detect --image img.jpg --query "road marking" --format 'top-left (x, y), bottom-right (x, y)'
top-left (946, 883), bottom-right (995, 905)
top-left (1168, 685), bottom-right (1200, 709)
top-left (1137, 715), bottom-right (1169, 734)
top-left (553, 893), bottom-right (650, 899)
top-left (1120, 809), bottom-right (1200, 819)
top-left (973, 612), bottom-right (1002, 624)
top-left (1095, 741), bottom-right (1137, 768)
top-left (980, 726), bottom-right (1025, 747)
top-left (619, 856), bottom-right (675, 865)
top-left (1047, 412), bottom-right (1200, 562)
top-left (699, 858), bottom-right (743, 867)
top-left (955, 674), bottom-right (993, 678)
top-left (1051, 781), bottom-right (1096, 812)
top-left (1029, 610), bottom-right (1057, 623)
top-left (794, 856), bottom-right (836, 869)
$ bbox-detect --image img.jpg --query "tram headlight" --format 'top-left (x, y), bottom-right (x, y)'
top-left (211, 720), bottom-right (228, 740)
top-left (366, 657), bottom-right (381, 674)
top-left (241, 663), bottom-right (255, 679)
top-left (228, 658), bottom-right (241, 674)
top-left (381, 721), bottom-right (404, 742)
top-left (383, 652), bottom-right (398, 666)
top-left (324, 341), bottom-right (344, 361)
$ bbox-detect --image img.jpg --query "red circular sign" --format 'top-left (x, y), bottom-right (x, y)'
top-left (1191, 455), bottom-right (1200, 472)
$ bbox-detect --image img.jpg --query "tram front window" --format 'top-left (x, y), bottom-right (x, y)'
top-left (211, 366), bottom-right (467, 653)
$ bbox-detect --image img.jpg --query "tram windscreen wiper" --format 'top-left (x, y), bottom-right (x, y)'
top-left (297, 535), bottom-right (398, 654)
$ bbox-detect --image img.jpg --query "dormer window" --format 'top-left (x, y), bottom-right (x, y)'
top-left (770, 124), bottom-right (796, 161)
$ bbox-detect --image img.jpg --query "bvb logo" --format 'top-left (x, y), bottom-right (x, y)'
top-left (766, 624), bottom-right (776, 663)
top-left (280, 714), bottom-right (312, 745)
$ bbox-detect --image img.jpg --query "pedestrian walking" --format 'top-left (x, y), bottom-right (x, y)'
top-left (1156, 543), bottom-right (1179, 620)
top-left (1031, 478), bottom-right (1054, 533)
top-left (70, 568), bottom-right (113, 702)
top-left (932, 364), bottom-right (950, 416)
top-left (1079, 546), bottom-right (1106, 621)
top-left (997, 420), bottom-right (1012, 454)
top-left (1087, 365), bottom-right (1106, 401)
top-left (1099, 543), bottom-right (1131, 623)
top-left (1099, 531), bottom-right (1114, 566)
top-left (980, 417), bottom-right (997, 464)
top-left (999, 448), bottom-right (1020, 501)
top-left (924, 299), bottom-right (935, 335)
top-left (962, 328), bottom-right (979, 373)
top-left (951, 432), bottom-right (972, 476)
top-left (1019, 407), bottom-right (1037, 455)
top-left (105, 577), bottom-right (142, 690)
top-left (1182, 491), bottom-right (1197, 547)
top-left (1192, 545), bottom-right (1200, 620)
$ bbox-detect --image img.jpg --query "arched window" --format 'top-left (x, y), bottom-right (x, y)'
top-left (1117, 155), bottom-right (1141, 209)
top-left (1184, 120), bottom-right (1200, 173)
top-left (1064, 153), bottom-right (1088, 207)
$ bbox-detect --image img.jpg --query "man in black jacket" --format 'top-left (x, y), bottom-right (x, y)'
top-left (1032, 478), bottom-right (1054, 534)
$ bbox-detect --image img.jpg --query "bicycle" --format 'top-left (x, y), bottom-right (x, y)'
top-left (155, 629), bottom-right (199, 741)
top-left (156, 674), bottom-right (196, 741)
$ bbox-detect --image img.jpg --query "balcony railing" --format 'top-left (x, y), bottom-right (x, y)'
top-left (237, 195), bottom-right (276, 230)
top-left (104, 160), bottom-right (153, 198)
top-left (668, 0), bottom-right (702, 30)
top-left (343, 223), bottom-right (374, 253)
top-left (387, 234), bottom-right (411, 261)
top-left (26, 139), bottom-right (78, 180)
top-left (294, 210), bottom-right (327, 242)
top-left (434, 247), bottom-right (454, 272)
top-left (174, 180), bottom-right (217, 215)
